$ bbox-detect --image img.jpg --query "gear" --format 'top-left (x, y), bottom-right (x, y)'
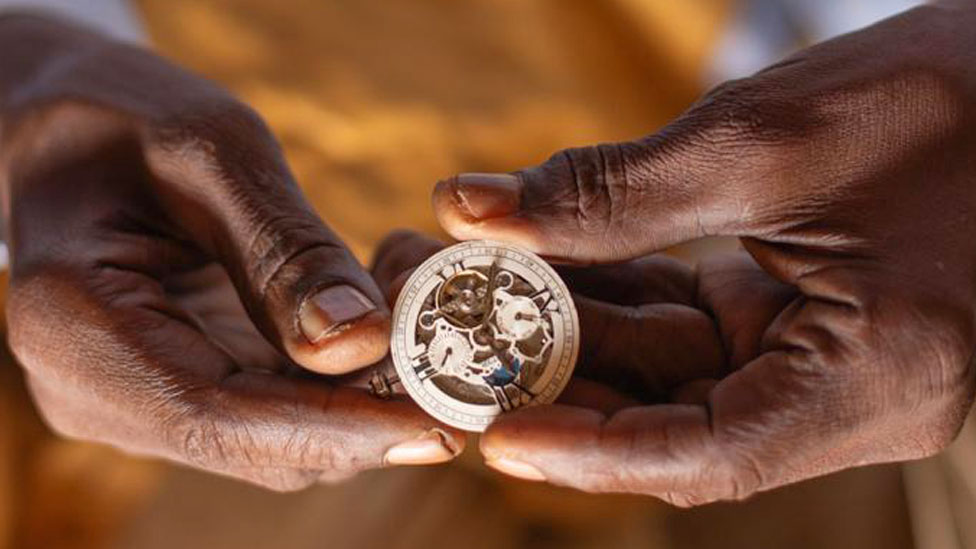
top-left (437, 270), bottom-right (490, 328)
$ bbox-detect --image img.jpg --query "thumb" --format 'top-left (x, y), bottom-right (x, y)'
top-left (146, 111), bottom-right (388, 374)
top-left (433, 81), bottom-right (794, 263)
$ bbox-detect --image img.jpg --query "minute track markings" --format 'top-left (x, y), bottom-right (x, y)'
top-left (530, 288), bottom-right (554, 311)
top-left (387, 241), bottom-right (579, 432)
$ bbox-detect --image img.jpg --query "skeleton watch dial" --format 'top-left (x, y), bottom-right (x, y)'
top-left (375, 240), bottom-right (579, 432)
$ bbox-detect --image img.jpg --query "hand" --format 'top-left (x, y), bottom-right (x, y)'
top-left (0, 15), bottom-right (461, 490)
top-left (431, 2), bottom-right (976, 504)
top-left (371, 230), bottom-right (727, 475)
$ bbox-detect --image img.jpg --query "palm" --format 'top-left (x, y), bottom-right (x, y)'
top-left (163, 263), bottom-right (290, 374)
top-left (554, 250), bottom-right (796, 407)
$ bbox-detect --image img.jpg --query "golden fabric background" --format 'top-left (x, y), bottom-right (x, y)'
top-left (0, 1), bottom-right (920, 547)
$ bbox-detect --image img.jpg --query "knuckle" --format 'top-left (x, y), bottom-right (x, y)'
top-left (558, 144), bottom-right (630, 233)
top-left (531, 143), bottom-right (646, 257)
top-left (166, 390), bottom-right (243, 470)
top-left (374, 229), bottom-right (422, 259)
top-left (211, 101), bottom-right (269, 135)
top-left (543, 147), bottom-right (612, 235)
top-left (153, 99), bottom-right (272, 149)
top-left (372, 229), bottom-right (439, 275)
top-left (164, 388), bottom-right (352, 482)
top-left (144, 99), bottom-right (282, 187)
top-left (661, 492), bottom-right (699, 508)
top-left (311, 442), bottom-right (364, 478)
top-left (173, 410), bottom-right (231, 469)
top-left (246, 220), bottom-right (345, 315)
top-left (169, 402), bottom-right (321, 491)
top-left (663, 456), bottom-right (764, 507)
top-left (724, 453), bottom-right (766, 501)
top-left (247, 212), bottom-right (333, 277)
top-left (663, 489), bottom-right (722, 508)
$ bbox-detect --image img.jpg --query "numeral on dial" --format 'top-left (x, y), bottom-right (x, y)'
top-left (439, 261), bottom-right (467, 280)
top-left (531, 288), bottom-right (554, 310)
top-left (511, 381), bottom-right (537, 399)
top-left (491, 386), bottom-right (516, 412)
top-left (413, 355), bottom-right (438, 381)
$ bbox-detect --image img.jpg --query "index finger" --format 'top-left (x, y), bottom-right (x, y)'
top-left (175, 372), bottom-right (466, 488)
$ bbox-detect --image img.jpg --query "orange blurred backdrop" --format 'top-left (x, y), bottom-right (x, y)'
top-left (0, 1), bottom-right (925, 548)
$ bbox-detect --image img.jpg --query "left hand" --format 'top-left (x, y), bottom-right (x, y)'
top-left (0, 15), bottom-right (463, 490)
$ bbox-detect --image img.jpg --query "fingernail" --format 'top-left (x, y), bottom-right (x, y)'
top-left (448, 173), bottom-right (522, 220)
top-left (384, 428), bottom-right (460, 465)
top-left (484, 456), bottom-right (546, 482)
top-left (299, 285), bottom-right (377, 344)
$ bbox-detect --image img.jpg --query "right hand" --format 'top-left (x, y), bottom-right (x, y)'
top-left (0, 14), bottom-right (462, 490)
top-left (430, 3), bottom-right (976, 504)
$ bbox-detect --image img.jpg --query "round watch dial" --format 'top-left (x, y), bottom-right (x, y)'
top-left (391, 240), bottom-right (579, 432)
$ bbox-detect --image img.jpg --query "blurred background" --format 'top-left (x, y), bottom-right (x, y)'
top-left (4, 0), bottom-right (975, 547)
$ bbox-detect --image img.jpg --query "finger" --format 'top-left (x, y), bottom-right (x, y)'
top-left (144, 111), bottom-right (387, 374)
top-left (671, 378), bottom-right (719, 405)
top-left (370, 230), bottom-right (445, 302)
top-left (479, 350), bottom-right (851, 505)
top-left (556, 378), bottom-right (641, 416)
top-left (557, 254), bottom-right (697, 306)
top-left (481, 403), bottom-right (727, 500)
top-left (478, 356), bottom-right (778, 504)
top-left (480, 296), bottom-right (926, 504)
top-left (574, 295), bottom-right (725, 401)
top-left (176, 372), bottom-right (465, 489)
top-left (29, 370), bottom-right (466, 491)
top-left (370, 231), bottom-right (698, 307)
top-left (370, 230), bottom-right (700, 309)
top-left (432, 79), bottom-right (797, 263)
top-left (11, 268), bottom-right (465, 492)
top-left (697, 251), bottom-right (799, 369)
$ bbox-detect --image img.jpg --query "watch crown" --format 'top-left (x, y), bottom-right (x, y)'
top-left (368, 369), bottom-right (399, 399)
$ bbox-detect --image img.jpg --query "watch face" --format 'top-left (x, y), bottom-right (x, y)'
top-left (390, 240), bottom-right (579, 432)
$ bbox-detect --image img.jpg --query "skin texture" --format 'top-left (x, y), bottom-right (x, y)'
top-left (0, 15), bottom-right (462, 490)
top-left (423, 2), bottom-right (976, 505)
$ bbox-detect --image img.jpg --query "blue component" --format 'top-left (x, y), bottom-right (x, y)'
top-left (484, 358), bottom-right (522, 387)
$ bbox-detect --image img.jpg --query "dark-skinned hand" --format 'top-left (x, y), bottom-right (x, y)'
top-left (427, 2), bottom-right (976, 505)
top-left (0, 14), bottom-right (462, 491)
